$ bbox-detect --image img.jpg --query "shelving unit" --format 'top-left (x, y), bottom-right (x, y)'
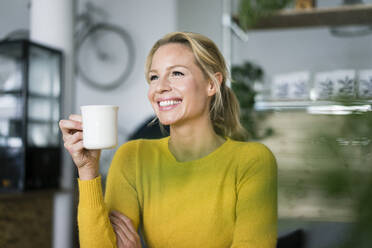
top-left (0, 40), bottom-right (63, 192)
top-left (233, 4), bottom-right (372, 30)
top-left (255, 99), bottom-right (372, 112)
top-left (222, 1), bottom-right (372, 111)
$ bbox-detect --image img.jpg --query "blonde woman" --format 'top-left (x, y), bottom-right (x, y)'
top-left (59, 32), bottom-right (277, 248)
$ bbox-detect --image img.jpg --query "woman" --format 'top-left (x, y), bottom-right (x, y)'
top-left (59, 32), bottom-right (277, 248)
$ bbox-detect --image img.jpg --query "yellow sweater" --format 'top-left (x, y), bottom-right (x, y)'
top-left (78, 137), bottom-right (277, 248)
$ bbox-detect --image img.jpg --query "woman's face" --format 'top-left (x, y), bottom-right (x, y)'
top-left (147, 43), bottom-right (213, 126)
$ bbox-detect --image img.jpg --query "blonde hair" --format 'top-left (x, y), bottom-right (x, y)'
top-left (145, 32), bottom-right (248, 141)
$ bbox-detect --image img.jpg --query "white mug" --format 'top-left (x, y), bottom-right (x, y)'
top-left (80, 105), bottom-right (119, 149)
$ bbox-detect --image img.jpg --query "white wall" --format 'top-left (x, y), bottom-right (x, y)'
top-left (233, 28), bottom-right (372, 87)
top-left (177, 0), bottom-right (223, 49)
top-left (0, 0), bottom-right (29, 38)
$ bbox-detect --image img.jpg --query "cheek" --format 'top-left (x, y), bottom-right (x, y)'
top-left (147, 88), bottom-right (159, 111)
top-left (178, 79), bottom-right (200, 95)
top-left (147, 87), bottom-right (154, 102)
top-left (183, 81), bottom-right (208, 103)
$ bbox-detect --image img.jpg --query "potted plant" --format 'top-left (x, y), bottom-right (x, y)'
top-left (238, 0), bottom-right (294, 30)
top-left (231, 61), bottom-right (273, 139)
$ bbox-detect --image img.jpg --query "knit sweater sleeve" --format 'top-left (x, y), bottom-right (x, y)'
top-left (104, 140), bottom-right (141, 229)
top-left (231, 143), bottom-right (278, 248)
top-left (77, 140), bottom-right (140, 248)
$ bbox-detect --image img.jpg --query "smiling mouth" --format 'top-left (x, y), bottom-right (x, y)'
top-left (159, 99), bottom-right (182, 106)
top-left (157, 99), bottom-right (182, 110)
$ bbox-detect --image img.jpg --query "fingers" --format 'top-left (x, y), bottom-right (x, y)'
top-left (59, 119), bottom-right (82, 138)
top-left (62, 129), bottom-right (85, 158)
top-left (69, 114), bottom-right (82, 122)
top-left (59, 114), bottom-right (83, 146)
top-left (111, 210), bottom-right (137, 234)
top-left (110, 215), bottom-right (137, 244)
top-left (110, 211), bottom-right (140, 247)
top-left (112, 222), bottom-right (132, 248)
top-left (66, 140), bottom-right (85, 159)
top-left (65, 130), bottom-right (83, 146)
top-left (59, 114), bottom-right (100, 172)
top-left (111, 222), bottom-right (127, 248)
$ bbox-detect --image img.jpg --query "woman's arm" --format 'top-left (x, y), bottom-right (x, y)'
top-left (77, 141), bottom-right (142, 248)
top-left (231, 144), bottom-right (278, 248)
top-left (78, 176), bottom-right (117, 247)
top-left (60, 115), bottom-right (117, 246)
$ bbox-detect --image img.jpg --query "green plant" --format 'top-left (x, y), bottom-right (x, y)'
top-left (325, 112), bottom-right (372, 248)
top-left (303, 109), bottom-right (372, 248)
top-left (231, 61), bottom-right (273, 139)
top-left (238, 0), bottom-right (294, 30)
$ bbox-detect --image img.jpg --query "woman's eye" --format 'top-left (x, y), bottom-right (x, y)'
top-left (172, 71), bottom-right (184, 77)
top-left (150, 75), bottom-right (158, 81)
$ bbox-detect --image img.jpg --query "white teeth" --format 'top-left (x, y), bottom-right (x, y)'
top-left (159, 100), bottom-right (181, 107)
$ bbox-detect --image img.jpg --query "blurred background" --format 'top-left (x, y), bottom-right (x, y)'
top-left (0, 0), bottom-right (371, 247)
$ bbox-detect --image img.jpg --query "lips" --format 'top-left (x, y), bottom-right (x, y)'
top-left (157, 98), bottom-right (182, 111)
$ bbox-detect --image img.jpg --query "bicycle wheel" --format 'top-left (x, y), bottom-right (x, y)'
top-left (77, 23), bottom-right (135, 90)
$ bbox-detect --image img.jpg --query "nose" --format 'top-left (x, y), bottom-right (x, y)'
top-left (156, 76), bottom-right (171, 93)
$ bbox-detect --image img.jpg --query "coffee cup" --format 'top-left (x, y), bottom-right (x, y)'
top-left (80, 105), bottom-right (119, 149)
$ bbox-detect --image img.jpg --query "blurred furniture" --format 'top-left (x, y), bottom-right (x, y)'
top-left (0, 40), bottom-right (63, 192)
top-left (128, 116), bottom-right (168, 140)
top-left (0, 191), bottom-right (53, 248)
top-left (277, 229), bottom-right (306, 248)
top-left (295, 0), bottom-right (316, 10)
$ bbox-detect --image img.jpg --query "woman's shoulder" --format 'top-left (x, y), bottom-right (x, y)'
top-left (227, 139), bottom-right (277, 172)
top-left (227, 139), bottom-right (275, 157)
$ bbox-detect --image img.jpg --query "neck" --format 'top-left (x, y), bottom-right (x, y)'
top-left (168, 117), bottom-right (226, 162)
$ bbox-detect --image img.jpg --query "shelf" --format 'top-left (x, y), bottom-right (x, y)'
top-left (0, 89), bottom-right (22, 95)
top-left (0, 117), bottom-right (21, 121)
top-left (29, 92), bottom-right (60, 99)
top-left (29, 118), bottom-right (59, 124)
top-left (0, 117), bottom-right (58, 123)
top-left (255, 99), bottom-right (372, 112)
top-left (0, 90), bottom-right (58, 99)
top-left (234, 4), bottom-right (372, 30)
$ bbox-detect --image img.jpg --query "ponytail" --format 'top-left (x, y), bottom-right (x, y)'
top-left (211, 83), bottom-right (248, 141)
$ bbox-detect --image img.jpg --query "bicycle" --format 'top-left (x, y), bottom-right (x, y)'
top-left (75, 2), bottom-right (135, 90)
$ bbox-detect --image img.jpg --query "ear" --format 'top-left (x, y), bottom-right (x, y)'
top-left (207, 72), bottom-right (223, 97)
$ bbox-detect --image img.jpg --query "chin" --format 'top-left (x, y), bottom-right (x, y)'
top-left (158, 117), bottom-right (175, 126)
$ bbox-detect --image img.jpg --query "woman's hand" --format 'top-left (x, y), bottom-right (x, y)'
top-left (59, 114), bottom-right (101, 180)
top-left (110, 210), bottom-right (142, 248)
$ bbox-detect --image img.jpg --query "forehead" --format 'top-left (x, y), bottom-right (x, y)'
top-left (150, 43), bottom-right (196, 69)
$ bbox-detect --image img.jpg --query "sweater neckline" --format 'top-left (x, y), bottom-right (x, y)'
top-left (161, 136), bottom-right (231, 166)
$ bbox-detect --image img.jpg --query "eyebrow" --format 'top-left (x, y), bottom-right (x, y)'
top-left (149, 65), bottom-right (189, 73)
